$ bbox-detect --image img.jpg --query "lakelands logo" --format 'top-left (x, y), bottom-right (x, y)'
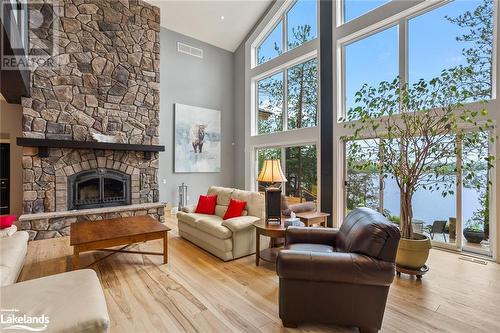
top-left (1, 309), bottom-right (50, 332)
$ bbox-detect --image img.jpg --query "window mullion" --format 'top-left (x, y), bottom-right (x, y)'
top-left (254, 79), bottom-right (258, 135)
top-left (456, 136), bottom-right (463, 251)
top-left (340, 44), bottom-right (346, 120)
top-left (282, 11), bottom-right (287, 54)
top-left (281, 147), bottom-right (286, 195)
top-left (283, 69), bottom-right (288, 132)
top-left (378, 140), bottom-right (384, 214)
top-left (398, 19), bottom-right (408, 87)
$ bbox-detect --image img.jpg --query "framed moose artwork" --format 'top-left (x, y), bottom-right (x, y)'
top-left (174, 103), bottom-right (221, 173)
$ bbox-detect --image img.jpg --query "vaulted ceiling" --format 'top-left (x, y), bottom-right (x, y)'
top-left (147, 0), bottom-right (272, 52)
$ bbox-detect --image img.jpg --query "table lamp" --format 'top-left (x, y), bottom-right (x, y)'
top-left (257, 159), bottom-right (287, 224)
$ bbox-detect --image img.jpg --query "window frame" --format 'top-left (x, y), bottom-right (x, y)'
top-left (332, 0), bottom-right (499, 261)
top-left (338, 0), bottom-right (497, 122)
top-left (254, 142), bottom-right (319, 201)
top-left (342, 128), bottom-right (494, 257)
top-left (255, 19), bottom-right (284, 67)
top-left (339, 0), bottom-right (391, 25)
top-left (254, 52), bottom-right (318, 136)
top-left (252, 0), bottom-right (319, 69)
top-left (245, 0), bottom-right (321, 205)
top-left (340, 22), bottom-right (400, 121)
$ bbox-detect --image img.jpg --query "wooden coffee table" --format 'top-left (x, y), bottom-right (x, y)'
top-left (70, 215), bottom-right (170, 269)
top-left (295, 211), bottom-right (330, 227)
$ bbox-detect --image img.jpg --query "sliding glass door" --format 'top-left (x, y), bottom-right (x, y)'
top-left (461, 132), bottom-right (492, 255)
top-left (344, 133), bottom-right (492, 257)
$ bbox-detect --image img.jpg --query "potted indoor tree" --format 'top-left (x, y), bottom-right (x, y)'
top-left (343, 70), bottom-right (494, 273)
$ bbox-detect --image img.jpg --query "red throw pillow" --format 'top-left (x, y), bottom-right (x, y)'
top-left (223, 199), bottom-right (247, 220)
top-left (195, 195), bottom-right (217, 215)
top-left (0, 215), bottom-right (16, 229)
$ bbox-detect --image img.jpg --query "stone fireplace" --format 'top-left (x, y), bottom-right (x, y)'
top-left (19, 0), bottom-right (164, 240)
top-left (68, 167), bottom-right (131, 210)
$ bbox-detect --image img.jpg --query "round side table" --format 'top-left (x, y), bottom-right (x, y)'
top-left (253, 220), bottom-right (303, 266)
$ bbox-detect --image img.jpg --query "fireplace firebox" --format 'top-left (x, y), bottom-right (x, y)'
top-left (68, 169), bottom-right (131, 210)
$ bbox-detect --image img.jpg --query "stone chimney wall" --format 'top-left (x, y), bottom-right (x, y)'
top-left (21, 0), bottom-right (160, 214)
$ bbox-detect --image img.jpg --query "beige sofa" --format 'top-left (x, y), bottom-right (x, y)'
top-left (177, 186), bottom-right (265, 261)
top-left (0, 229), bottom-right (110, 333)
top-left (0, 230), bottom-right (29, 286)
top-left (1, 269), bottom-right (110, 333)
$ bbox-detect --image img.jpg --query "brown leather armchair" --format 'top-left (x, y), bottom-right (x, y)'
top-left (276, 207), bottom-right (400, 333)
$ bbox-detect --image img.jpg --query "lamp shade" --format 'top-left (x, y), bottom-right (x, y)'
top-left (257, 159), bottom-right (287, 183)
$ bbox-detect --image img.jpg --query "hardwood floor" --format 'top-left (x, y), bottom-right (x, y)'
top-left (18, 217), bottom-right (500, 333)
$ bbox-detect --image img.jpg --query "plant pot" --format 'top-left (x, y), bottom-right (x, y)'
top-left (463, 228), bottom-right (484, 244)
top-left (395, 233), bottom-right (432, 270)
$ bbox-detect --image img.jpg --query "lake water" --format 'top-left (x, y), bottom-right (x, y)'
top-left (382, 177), bottom-right (482, 227)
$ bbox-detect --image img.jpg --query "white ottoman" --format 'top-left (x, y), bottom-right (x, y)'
top-left (0, 269), bottom-right (110, 333)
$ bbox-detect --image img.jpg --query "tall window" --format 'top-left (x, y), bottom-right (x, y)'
top-left (287, 0), bottom-right (317, 51)
top-left (248, 0), bottom-right (319, 205)
top-left (340, 0), bottom-right (494, 121)
top-left (256, 0), bottom-right (317, 66)
top-left (345, 133), bottom-right (491, 254)
top-left (285, 145), bottom-right (317, 202)
top-left (334, 0), bottom-right (497, 256)
top-left (257, 57), bottom-right (318, 134)
top-left (257, 73), bottom-right (284, 134)
top-left (343, 26), bottom-right (398, 119)
top-left (345, 139), bottom-right (380, 213)
top-left (288, 58), bottom-right (318, 129)
top-left (256, 21), bottom-right (283, 65)
top-left (409, 0), bottom-right (493, 100)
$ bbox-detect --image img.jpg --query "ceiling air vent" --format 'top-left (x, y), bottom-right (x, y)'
top-left (177, 42), bottom-right (203, 59)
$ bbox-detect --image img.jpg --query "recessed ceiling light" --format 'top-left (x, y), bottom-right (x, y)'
top-left (220, 16), bottom-right (225, 20)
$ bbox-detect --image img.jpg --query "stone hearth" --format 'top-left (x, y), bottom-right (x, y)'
top-left (19, 202), bottom-right (166, 240)
top-left (20, 0), bottom-right (161, 239)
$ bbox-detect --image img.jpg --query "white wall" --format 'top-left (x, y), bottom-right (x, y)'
top-left (159, 28), bottom-right (235, 206)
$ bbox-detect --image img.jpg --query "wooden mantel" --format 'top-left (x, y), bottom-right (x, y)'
top-left (16, 137), bottom-right (165, 160)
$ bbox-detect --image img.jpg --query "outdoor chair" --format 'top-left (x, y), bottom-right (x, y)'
top-left (429, 220), bottom-right (448, 242)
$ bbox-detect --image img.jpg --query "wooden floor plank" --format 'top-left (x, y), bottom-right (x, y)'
top-left (16, 216), bottom-right (500, 333)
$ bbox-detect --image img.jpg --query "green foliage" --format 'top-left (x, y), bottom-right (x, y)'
top-left (465, 221), bottom-right (484, 232)
top-left (257, 75), bottom-right (284, 134)
top-left (258, 24), bottom-right (317, 134)
top-left (446, 0), bottom-right (493, 99)
top-left (342, 1), bottom-right (495, 240)
top-left (383, 209), bottom-right (401, 225)
top-left (285, 145), bottom-right (317, 200)
top-left (346, 171), bottom-right (378, 211)
top-left (343, 72), bottom-right (494, 239)
top-left (287, 57), bottom-right (318, 129)
top-left (462, 131), bottom-right (490, 238)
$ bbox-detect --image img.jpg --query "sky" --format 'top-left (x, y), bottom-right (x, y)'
top-left (255, 0), bottom-right (490, 118)
top-left (257, 0), bottom-right (317, 64)
top-left (345, 0), bottom-right (487, 111)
